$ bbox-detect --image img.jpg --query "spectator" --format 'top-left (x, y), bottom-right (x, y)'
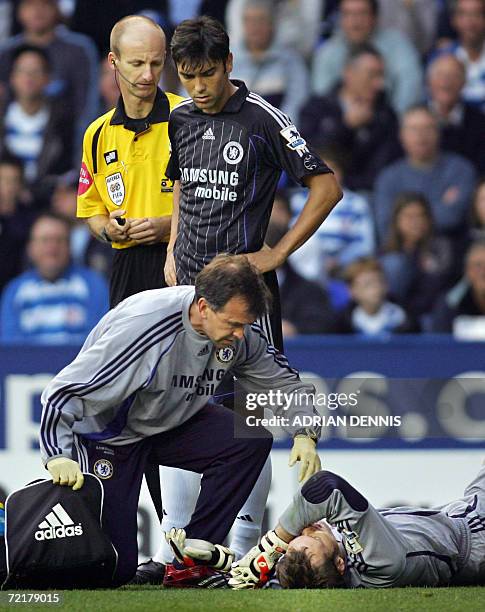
top-left (299, 44), bottom-right (400, 191)
top-left (435, 0), bottom-right (485, 112)
top-left (68, 1), bottom-right (230, 57)
top-left (374, 106), bottom-right (476, 245)
top-left (0, 152), bottom-right (34, 291)
top-left (162, 0), bottom-right (230, 34)
top-left (0, 212), bottom-right (109, 344)
top-left (0, 44), bottom-right (73, 193)
top-left (427, 53), bottom-right (485, 172)
top-left (0, 1), bottom-right (13, 45)
top-left (338, 257), bottom-right (417, 336)
top-left (377, 0), bottom-right (438, 56)
top-left (265, 192), bottom-right (337, 336)
top-left (226, 0), bottom-right (324, 60)
top-left (289, 148), bottom-right (375, 283)
top-left (436, 0), bottom-right (457, 44)
top-left (0, 0), bottom-right (99, 153)
top-left (98, 56), bottom-right (119, 115)
top-left (231, 0), bottom-right (309, 121)
top-left (431, 239), bottom-right (485, 337)
top-left (311, 0), bottom-right (424, 115)
top-left (51, 171), bottom-right (113, 278)
top-left (470, 177), bottom-right (485, 240)
top-left (380, 192), bottom-right (454, 320)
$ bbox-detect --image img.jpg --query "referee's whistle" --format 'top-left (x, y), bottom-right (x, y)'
top-left (116, 217), bottom-right (126, 226)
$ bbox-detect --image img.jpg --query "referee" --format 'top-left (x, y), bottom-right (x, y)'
top-left (77, 15), bottom-right (184, 307)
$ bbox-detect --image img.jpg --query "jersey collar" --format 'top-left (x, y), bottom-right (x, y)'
top-left (188, 79), bottom-right (248, 115)
top-left (110, 88), bottom-right (170, 132)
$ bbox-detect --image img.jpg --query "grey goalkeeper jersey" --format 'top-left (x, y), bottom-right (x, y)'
top-left (40, 286), bottom-right (316, 465)
top-left (279, 469), bottom-right (485, 588)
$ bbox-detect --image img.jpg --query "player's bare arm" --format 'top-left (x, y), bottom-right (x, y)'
top-left (87, 210), bottom-right (132, 243)
top-left (164, 180), bottom-right (180, 286)
top-left (246, 173), bottom-right (342, 273)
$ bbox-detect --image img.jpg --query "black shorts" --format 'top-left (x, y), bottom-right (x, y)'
top-left (109, 243), bottom-right (168, 308)
top-left (262, 269), bottom-right (283, 353)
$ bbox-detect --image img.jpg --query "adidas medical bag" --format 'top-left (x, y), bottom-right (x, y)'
top-left (2, 474), bottom-right (118, 589)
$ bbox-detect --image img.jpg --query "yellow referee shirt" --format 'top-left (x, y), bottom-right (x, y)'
top-left (77, 88), bottom-right (185, 249)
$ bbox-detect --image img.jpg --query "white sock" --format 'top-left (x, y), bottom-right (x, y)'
top-left (152, 467), bottom-right (201, 564)
top-left (230, 455), bottom-right (272, 559)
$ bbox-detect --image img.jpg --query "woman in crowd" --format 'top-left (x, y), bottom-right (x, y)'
top-left (380, 192), bottom-right (454, 321)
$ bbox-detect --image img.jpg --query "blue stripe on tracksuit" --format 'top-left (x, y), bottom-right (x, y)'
top-left (40, 313), bottom-right (183, 458)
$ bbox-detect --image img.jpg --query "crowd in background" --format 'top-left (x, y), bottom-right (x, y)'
top-left (1, 0), bottom-right (485, 343)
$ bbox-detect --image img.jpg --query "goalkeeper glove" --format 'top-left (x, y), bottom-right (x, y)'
top-left (165, 528), bottom-right (234, 571)
top-left (46, 457), bottom-right (84, 490)
top-left (289, 435), bottom-right (321, 482)
top-left (228, 529), bottom-right (289, 589)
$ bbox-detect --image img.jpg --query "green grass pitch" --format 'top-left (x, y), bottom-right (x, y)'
top-left (7, 586), bottom-right (485, 612)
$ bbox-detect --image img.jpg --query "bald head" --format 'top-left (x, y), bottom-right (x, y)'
top-left (110, 15), bottom-right (166, 58)
top-left (108, 15), bottom-right (167, 108)
top-left (428, 54), bottom-right (466, 83)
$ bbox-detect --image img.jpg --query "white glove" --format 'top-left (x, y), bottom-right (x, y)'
top-left (229, 530), bottom-right (289, 589)
top-left (289, 435), bottom-right (321, 482)
top-left (165, 528), bottom-right (234, 571)
top-left (46, 457), bottom-right (84, 491)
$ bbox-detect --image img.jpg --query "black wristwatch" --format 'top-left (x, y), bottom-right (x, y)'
top-left (293, 427), bottom-right (319, 444)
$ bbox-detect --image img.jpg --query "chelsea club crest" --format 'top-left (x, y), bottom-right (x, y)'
top-left (94, 459), bottom-right (114, 479)
top-left (216, 346), bottom-right (235, 363)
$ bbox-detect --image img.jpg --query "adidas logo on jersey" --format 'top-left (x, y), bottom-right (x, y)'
top-left (198, 345), bottom-right (210, 356)
top-left (202, 128), bottom-right (215, 140)
top-left (34, 503), bottom-right (83, 541)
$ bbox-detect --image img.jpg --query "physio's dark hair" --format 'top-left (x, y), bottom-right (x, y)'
top-left (276, 550), bottom-right (345, 589)
top-left (171, 16), bottom-right (230, 70)
top-left (194, 254), bottom-right (272, 319)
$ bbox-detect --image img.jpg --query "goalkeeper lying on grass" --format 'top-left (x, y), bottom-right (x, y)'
top-left (167, 464), bottom-right (485, 588)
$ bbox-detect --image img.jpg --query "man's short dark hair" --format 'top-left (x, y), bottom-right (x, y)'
top-left (276, 549), bottom-right (346, 589)
top-left (345, 42), bottom-right (382, 65)
top-left (340, 0), bottom-right (379, 16)
top-left (11, 44), bottom-right (50, 74)
top-left (171, 16), bottom-right (230, 70)
top-left (194, 254), bottom-right (272, 320)
top-left (452, 0), bottom-right (485, 17)
top-left (30, 211), bottom-right (72, 237)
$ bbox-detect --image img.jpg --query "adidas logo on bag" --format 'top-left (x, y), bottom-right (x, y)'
top-left (34, 503), bottom-right (83, 541)
top-left (202, 128), bottom-right (215, 140)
